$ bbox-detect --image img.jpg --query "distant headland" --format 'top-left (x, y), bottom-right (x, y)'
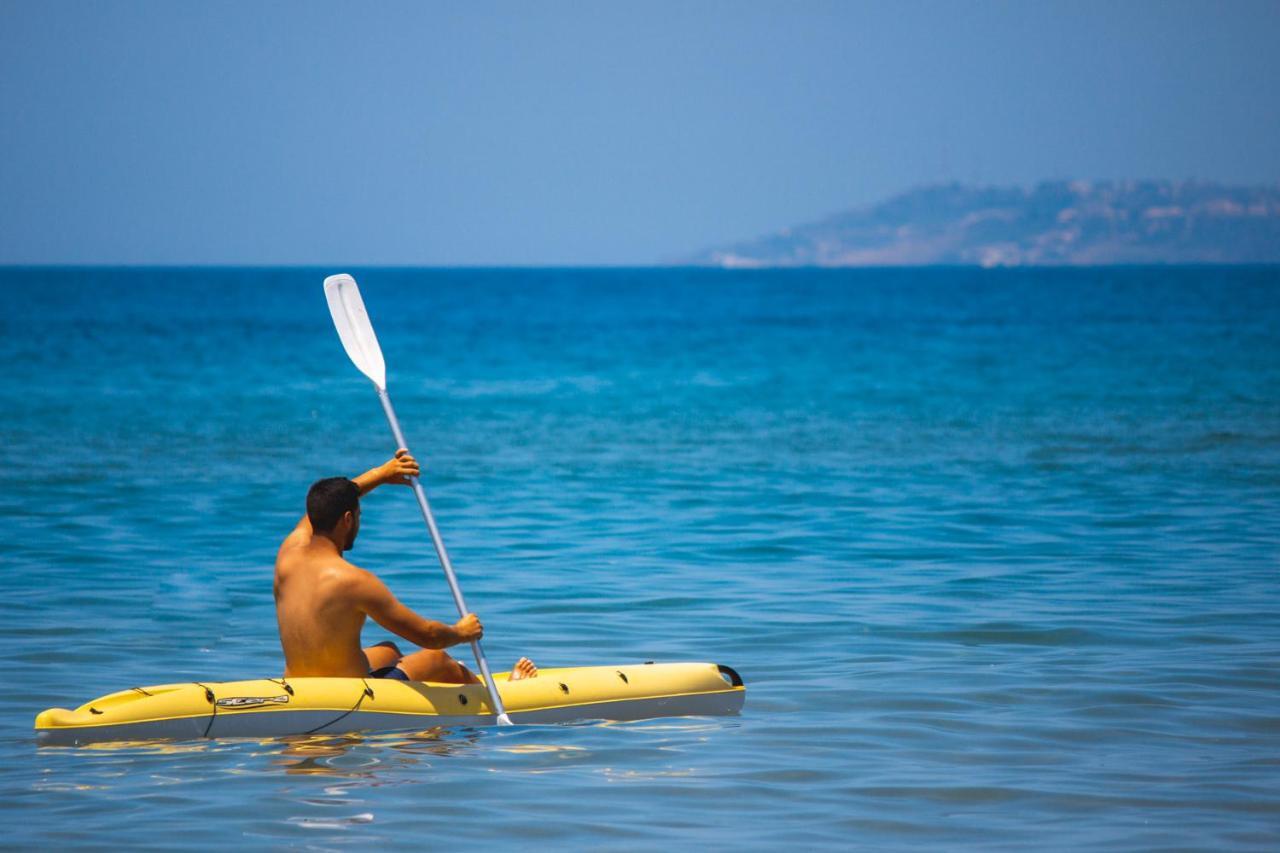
top-left (682, 181), bottom-right (1280, 267)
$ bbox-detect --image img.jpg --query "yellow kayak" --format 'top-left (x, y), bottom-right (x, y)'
top-left (35, 662), bottom-right (745, 744)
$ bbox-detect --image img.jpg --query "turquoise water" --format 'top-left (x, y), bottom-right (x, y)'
top-left (2, 267), bottom-right (1278, 849)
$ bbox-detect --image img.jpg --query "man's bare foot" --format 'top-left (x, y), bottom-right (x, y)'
top-left (508, 657), bottom-right (538, 681)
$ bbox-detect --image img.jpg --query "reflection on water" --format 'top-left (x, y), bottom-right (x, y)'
top-left (39, 739), bottom-right (213, 756)
top-left (272, 735), bottom-right (381, 778)
top-left (496, 744), bottom-right (587, 754)
top-left (286, 812), bottom-right (375, 831)
top-left (270, 727), bottom-right (486, 776)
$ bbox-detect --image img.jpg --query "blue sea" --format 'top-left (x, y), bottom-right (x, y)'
top-left (1, 267), bottom-right (1278, 849)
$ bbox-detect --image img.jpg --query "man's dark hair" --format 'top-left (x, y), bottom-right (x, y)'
top-left (306, 477), bottom-right (360, 532)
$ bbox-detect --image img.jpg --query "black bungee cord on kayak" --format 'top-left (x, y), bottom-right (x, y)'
top-left (266, 677), bottom-right (294, 695)
top-left (303, 679), bottom-right (375, 736)
top-left (193, 682), bottom-right (217, 738)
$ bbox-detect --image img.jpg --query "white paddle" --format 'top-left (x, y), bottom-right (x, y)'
top-left (323, 273), bottom-right (513, 726)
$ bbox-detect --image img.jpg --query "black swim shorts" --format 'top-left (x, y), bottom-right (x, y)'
top-left (369, 665), bottom-right (411, 681)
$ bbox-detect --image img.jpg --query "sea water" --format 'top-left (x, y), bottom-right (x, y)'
top-left (0, 267), bottom-right (1277, 849)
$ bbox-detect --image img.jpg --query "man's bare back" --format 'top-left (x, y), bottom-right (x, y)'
top-left (274, 450), bottom-right (537, 684)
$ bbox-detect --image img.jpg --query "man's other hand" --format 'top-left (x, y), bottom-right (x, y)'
top-left (453, 613), bottom-right (483, 643)
top-left (381, 448), bottom-right (420, 485)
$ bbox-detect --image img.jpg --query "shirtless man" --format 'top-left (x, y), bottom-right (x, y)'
top-left (274, 449), bottom-right (537, 684)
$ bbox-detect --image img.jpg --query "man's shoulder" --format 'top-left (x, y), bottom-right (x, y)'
top-left (277, 523), bottom-right (313, 556)
top-left (321, 557), bottom-right (385, 596)
top-left (278, 546), bottom-right (367, 581)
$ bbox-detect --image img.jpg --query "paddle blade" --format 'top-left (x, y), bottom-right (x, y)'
top-left (324, 274), bottom-right (387, 390)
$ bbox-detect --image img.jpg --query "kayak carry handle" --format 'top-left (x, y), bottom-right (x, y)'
top-left (717, 664), bottom-right (744, 687)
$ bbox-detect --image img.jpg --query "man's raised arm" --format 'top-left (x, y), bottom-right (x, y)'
top-left (351, 448), bottom-right (420, 496)
top-left (278, 449), bottom-right (421, 550)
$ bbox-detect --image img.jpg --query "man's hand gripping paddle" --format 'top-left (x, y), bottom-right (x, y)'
top-left (323, 273), bottom-right (513, 725)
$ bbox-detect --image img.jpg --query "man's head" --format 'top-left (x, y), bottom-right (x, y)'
top-left (306, 477), bottom-right (361, 550)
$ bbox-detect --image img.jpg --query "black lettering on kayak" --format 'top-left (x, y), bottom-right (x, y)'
top-left (214, 694), bottom-right (291, 709)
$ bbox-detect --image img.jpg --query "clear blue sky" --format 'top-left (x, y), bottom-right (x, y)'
top-left (2, 1), bottom-right (1278, 265)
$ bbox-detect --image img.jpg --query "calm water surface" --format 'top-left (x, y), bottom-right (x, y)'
top-left (1, 267), bottom-right (1278, 849)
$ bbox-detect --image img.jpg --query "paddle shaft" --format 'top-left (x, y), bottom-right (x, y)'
top-left (375, 387), bottom-right (511, 722)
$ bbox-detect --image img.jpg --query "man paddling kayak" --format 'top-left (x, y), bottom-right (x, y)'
top-left (274, 449), bottom-right (538, 684)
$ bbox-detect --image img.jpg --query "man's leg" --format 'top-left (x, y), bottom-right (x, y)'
top-left (396, 649), bottom-right (480, 684)
top-left (398, 651), bottom-right (539, 683)
top-left (363, 641), bottom-right (402, 672)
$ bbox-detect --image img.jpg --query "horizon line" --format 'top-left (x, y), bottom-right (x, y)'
top-left (3, 262), bottom-right (1280, 272)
